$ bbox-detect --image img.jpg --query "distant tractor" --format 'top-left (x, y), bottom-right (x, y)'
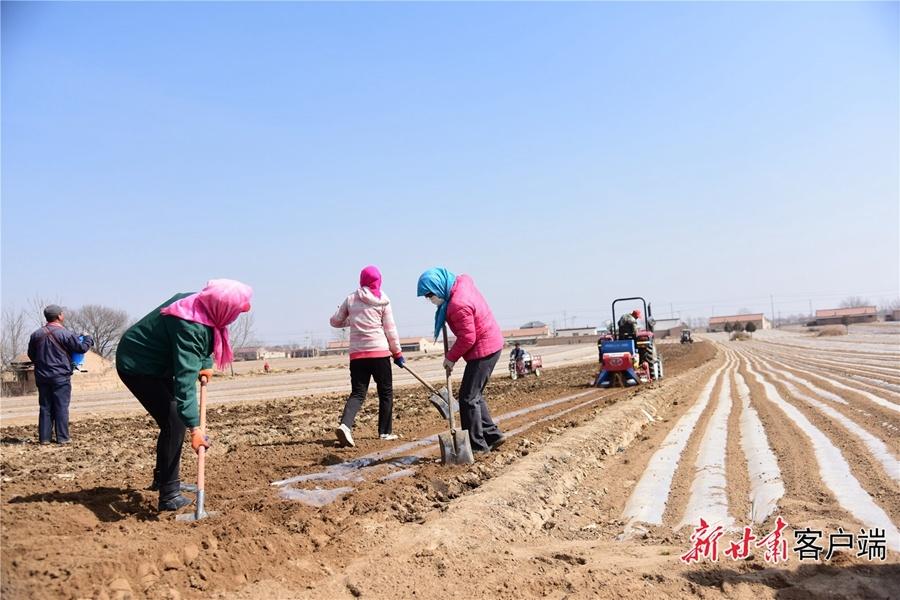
top-left (594, 297), bottom-right (663, 388)
top-left (681, 329), bottom-right (693, 344)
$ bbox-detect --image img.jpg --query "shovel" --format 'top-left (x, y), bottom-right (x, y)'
top-left (177, 376), bottom-right (216, 521)
top-left (437, 325), bottom-right (474, 465)
top-left (400, 363), bottom-right (458, 420)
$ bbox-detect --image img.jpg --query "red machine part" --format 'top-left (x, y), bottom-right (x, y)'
top-left (602, 352), bottom-right (634, 372)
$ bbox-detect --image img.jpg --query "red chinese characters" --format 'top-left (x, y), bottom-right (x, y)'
top-left (681, 518), bottom-right (726, 564)
top-left (756, 516), bottom-right (789, 563)
top-left (724, 526), bottom-right (757, 561)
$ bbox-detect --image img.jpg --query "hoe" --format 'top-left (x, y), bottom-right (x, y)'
top-left (177, 377), bottom-right (217, 521)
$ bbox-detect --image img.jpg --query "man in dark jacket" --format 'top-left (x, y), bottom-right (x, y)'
top-left (27, 305), bottom-right (94, 445)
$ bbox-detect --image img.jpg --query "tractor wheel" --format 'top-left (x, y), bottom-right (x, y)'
top-left (510, 370), bottom-right (518, 380)
top-left (534, 368), bottom-right (541, 377)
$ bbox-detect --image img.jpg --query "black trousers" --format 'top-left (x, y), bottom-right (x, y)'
top-left (340, 357), bottom-right (394, 435)
top-left (117, 369), bottom-right (185, 497)
top-left (37, 379), bottom-right (72, 443)
top-left (458, 350), bottom-right (503, 452)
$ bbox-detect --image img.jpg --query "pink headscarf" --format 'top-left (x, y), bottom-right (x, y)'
top-left (360, 265), bottom-right (382, 298)
top-left (160, 279), bottom-right (253, 370)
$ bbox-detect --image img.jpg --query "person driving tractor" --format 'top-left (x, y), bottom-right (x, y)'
top-left (510, 342), bottom-right (526, 361)
top-left (618, 309), bottom-right (642, 339)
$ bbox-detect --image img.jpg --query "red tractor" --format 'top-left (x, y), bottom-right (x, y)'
top-left (594, 297), bottom-right (663, 388)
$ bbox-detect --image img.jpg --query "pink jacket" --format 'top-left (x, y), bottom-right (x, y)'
top-left (330, 288), bottom-right (402, 360)
top-left (445, 275), bottom-right (504, 363)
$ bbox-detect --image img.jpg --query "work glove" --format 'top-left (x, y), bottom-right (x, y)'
top-left (198, 369), bottom-right (214, 383)
top-left (443, 358), bottom-right (455, 374)
top-left (190, 427), bottom-right (210, 453)
top-left (393, 355), bottom-right (406, 368)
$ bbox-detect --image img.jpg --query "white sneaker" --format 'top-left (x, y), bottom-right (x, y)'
top-left (336, 424), bottom-right (355, 447)
top-left (379, 433), bottom-right (399, 441)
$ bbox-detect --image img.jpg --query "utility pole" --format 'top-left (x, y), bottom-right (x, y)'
top-left (670, 302), bottom-right (674, 318)
top-left (808, 300), bottom-right (813, 318)
top-left (770, 295), bottom-right (776, 329)
top-left (563, 310), bottom-right (567, 329)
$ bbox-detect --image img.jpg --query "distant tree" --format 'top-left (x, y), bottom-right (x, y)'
top-left (735, 322), bottom-right (746, 332)
top-left (229, 313), bottom-right (256, 352)
top-left (745, 322), bottom-right (757, 335)
top-left (841, 315), bottom-right (851, 332)
top-left (724, 322), bottom-right (733, 333)
top-left (1, 308), bottom-right (29, 369)
top-left (227, 313), bottom-right (257, 375)
top-left (66, 305), bottom-right (130, 359)
top-left (738, 307), bottom-right (752, 315)
top-left (839, 297), bottom-right (871, 308)
top-left (27, 294), bottom-right (62, 328)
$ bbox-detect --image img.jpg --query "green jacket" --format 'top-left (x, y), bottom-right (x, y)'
top-left (116, 293), bottom-right (213, 428)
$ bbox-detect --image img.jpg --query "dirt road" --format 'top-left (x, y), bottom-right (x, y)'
top-left (2, 332), bottom-right (898, 599)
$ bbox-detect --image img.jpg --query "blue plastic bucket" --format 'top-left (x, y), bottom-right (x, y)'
top-left (72, 336), bottom-right (86, 369)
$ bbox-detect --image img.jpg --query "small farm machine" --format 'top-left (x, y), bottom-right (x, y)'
top-left (509, 350), bottom-right (543, 380)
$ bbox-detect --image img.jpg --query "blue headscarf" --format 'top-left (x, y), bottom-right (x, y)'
top-left (417, 267), bottom-right (457, 341)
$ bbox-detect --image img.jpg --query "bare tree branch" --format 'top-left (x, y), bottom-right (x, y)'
top-left (1, 308), bottom-right (29, 368)
top-left (228, 313), bottom-right (257, 352)
top-left (839, 296), bottom-right (872, 308)
top-left (26, 294), bottom-right (61, 329)
top-left (66, 305), bottom-right (130, 359)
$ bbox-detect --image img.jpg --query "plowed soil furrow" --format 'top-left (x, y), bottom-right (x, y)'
top-left (762, 354), bottom-right (900, 398)
top-left (757, 341), bottom-right (900, 364)
top-left (583, 350), bottom-right (727, 541)
top-left (658, 360), bottom-right (728, 530)
top-left (755, 347), bottom-right (900, 388)
top-left (758, 336), bottom-right (900, 354)
top-left (757, 338), bottom-right (900, 359)
top-left (743, 355), bottom-right (900, 525)
top-left (678, 354), bottom-right (737, 529)
top-left (735, 356), bottom-right (846, 529)
top-left (768, 354), bottom-right (900, 399)
top-left (739, 353), bottom-right (900, 549)
top-left (746, 350), bottom-right (900, 443)
top-left (733, 366), bottom-right (784, 523)
top-left (751, 352), bottom-right (900, 414)
top-left (620, 354), bottom-right (727, 531)
top-left (749, 353), bottom-right (900, 480)
top-left (724, 359), bottom-right (754, 526)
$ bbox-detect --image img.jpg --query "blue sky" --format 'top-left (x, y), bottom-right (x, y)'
top-left (2, 1), bottom-right (898, 344)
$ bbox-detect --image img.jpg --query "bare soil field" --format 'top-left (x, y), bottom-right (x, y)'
top-left (2, 334), bottom-right (898, 599)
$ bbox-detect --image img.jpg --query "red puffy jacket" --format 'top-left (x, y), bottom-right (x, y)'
top-left (445, 275), bottom-right (504, 363)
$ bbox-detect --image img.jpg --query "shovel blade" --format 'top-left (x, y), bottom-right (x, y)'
top-left (438, 430), bottom-right (474, 465)
top-left (175, 490), bottom-right (216, 522)
top-left (428, 388), bottom-right (459, 420)
top-left (175, 510), bottom-right (217, 522)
